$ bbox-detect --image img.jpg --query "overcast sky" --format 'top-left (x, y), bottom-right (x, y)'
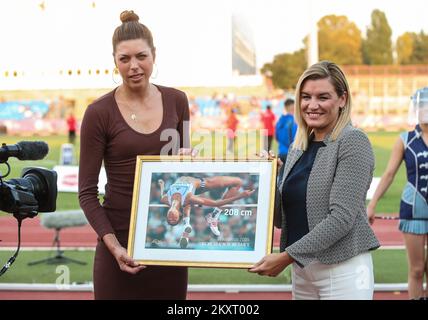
top-left (2, 0), bottom-right (427, 66)
top-left (0, 0), bottom-right (426, 88)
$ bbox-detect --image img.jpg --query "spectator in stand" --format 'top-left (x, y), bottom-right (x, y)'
top-left (260, 105), bottom-right (276, 151)
top-left (226, 108), bottom-right (239, 153)
top-left (66, 110), bottom-right (77, 144)
top-left (188, 96), bottom-right (199, 119)
top-left (275, 98), bottom-right (297, 161)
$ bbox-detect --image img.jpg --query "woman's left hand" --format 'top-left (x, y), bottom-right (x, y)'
top-left (178, 148), bottom-right (199, 157)
top-left (248, 252), bottom-right (293, 277)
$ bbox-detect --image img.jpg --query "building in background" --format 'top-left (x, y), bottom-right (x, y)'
top-left (344, 65), bottom-right (428, 131)
top-left (232, 14), bottom-right (257, 76)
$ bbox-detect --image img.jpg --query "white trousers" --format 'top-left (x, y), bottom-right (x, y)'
top-left (292, 252), bottom-right (374, 300)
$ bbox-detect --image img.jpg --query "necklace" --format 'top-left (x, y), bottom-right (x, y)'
top-left (118, 85), bottom-right (155, 122)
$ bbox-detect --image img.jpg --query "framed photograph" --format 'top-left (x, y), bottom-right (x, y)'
top-left (127, 156), bottom-right (277, 268)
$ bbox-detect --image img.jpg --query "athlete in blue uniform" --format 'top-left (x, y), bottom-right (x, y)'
top-left (368, 87), bottom-right (428, 300)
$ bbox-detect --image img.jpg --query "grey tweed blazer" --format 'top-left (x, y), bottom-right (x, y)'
top-left (276, 124), bottom-right (380, 267)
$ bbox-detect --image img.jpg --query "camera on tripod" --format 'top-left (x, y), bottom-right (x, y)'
top-left (0, 141), bottom-right (57, 219)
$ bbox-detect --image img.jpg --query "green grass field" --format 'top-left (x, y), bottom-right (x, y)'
top-left (368, 131), bottom-right (406, 213)
top-left (0, 249), bottom-right (408, 284)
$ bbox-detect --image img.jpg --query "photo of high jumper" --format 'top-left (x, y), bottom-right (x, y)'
top-left (145, 172), bottom-right (259, 250)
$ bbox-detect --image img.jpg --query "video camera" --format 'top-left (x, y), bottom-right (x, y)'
top-left (0, 141), bottom-right (58, 277)
top-left (0, 141), bottom-right (57, 219)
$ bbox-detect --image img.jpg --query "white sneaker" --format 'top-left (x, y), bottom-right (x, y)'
top-left (184, 224), bottom-right (193, 234)
top-left (179, 236), bottom-right (189, 249)
top-left (206, 214), bottom-right (220, 237)
top-left (179, 225), bottom-right (192, 249)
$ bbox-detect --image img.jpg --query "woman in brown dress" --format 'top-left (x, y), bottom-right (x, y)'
top-left (78, 10), bottom-right (189, 299)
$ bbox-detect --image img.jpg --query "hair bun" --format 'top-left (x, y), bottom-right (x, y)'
top-left (120, 10), bottom-right (139, 23)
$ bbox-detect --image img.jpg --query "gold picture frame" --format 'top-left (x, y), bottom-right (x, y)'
top-left (127, 156), bottom-right (277, 268)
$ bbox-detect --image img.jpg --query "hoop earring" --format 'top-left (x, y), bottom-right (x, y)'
top-left (151, 63), bottom-right (158, 80)
top-left (112, 67), bottom-right (122, 84)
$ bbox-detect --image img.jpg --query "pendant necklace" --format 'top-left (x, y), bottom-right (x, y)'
top-left (122, 85), bottom-right (153, 121)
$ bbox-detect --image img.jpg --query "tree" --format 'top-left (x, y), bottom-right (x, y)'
top-left (411, 31), bottom-right (428, 64)
top-left (396, 31), bottom-right (428, 65)
top-left (362, 9), bottom-right (393, 65)
top-left (317, 15), bottom-right (363, 65)
top-left (260, 49), bottom-right (306, 90)
top-left (396, 32), bottom-right (414, 65)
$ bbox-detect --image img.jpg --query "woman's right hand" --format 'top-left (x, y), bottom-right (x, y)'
top-left (248, 252), bottom-right (293, 277)
top-left (257, 150), bottom-right (283, 169)
top-left (103, 234), bottom-right (146, 274)
top-left (112, 245), bottom-right (146, 274)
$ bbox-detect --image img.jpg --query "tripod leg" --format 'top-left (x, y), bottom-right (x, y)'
top-left (28, 252), bottom-right (87, 265)
top-left (28, 257), bottom-right (54, 266)
top-left (53, 229), bottom-right (64, 258)
top-left (59, 256), bottom-right (87, 265)
top-left (28, 228), bottom-right (86, 265)
top-left (28, 230), bottom-right (59, 266)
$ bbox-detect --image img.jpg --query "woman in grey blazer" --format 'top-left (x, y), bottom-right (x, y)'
top-left (249, 61), bottom-right (380, 299)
